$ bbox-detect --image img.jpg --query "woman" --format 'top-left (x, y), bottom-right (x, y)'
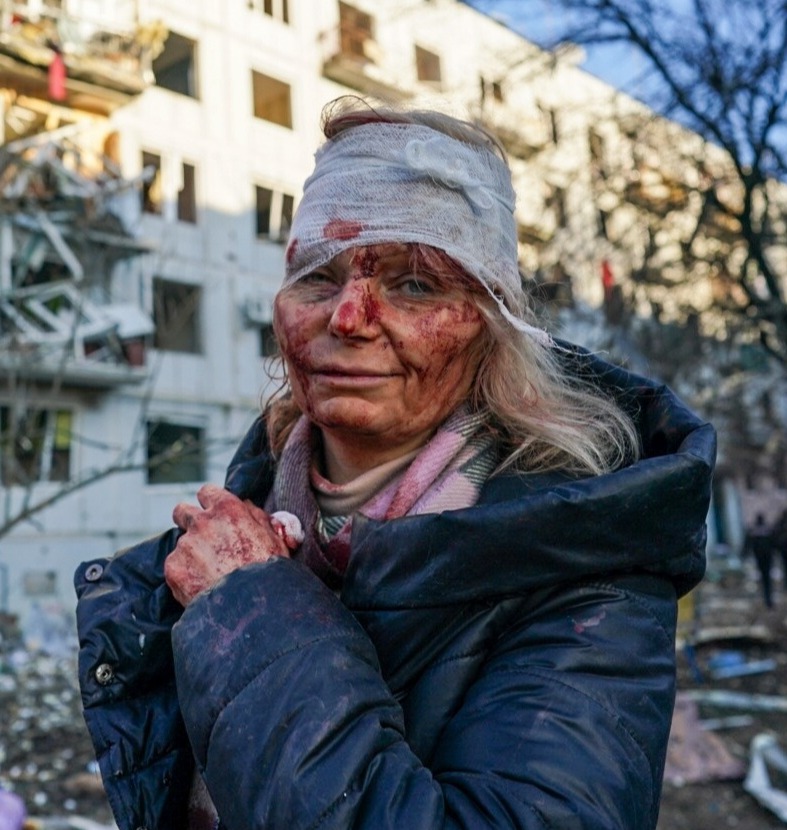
top-left (75, 99), bottom-right (715, 830)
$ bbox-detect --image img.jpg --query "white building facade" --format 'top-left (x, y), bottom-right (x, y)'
top-left (0, 0), bottom-right (718, 624)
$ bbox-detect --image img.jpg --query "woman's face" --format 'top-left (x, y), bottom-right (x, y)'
top-left (274, 243), bottom-right (485, 456)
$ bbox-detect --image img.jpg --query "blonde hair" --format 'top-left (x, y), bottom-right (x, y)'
top-left (264, 98), bottom-right (640, 476)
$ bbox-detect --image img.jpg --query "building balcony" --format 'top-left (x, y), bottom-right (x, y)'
top-left (0, 1), bottom-right (162, 119)
top-left (319, 24), bottom-right (412, 101)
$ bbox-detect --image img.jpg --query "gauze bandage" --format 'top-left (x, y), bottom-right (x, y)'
top-left (284, 122), bottom-right (549, 342)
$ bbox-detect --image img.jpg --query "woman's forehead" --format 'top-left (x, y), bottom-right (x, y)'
top-left (329, 243), bottom-right (411, 271)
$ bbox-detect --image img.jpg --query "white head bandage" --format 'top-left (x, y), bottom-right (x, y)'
top-left (284, 122), bottom-right (549, 343)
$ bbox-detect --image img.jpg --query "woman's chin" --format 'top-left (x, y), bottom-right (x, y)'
top-left (310, 400), bottom-right (390, 436)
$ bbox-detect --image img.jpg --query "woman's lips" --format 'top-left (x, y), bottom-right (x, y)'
top-left (311, 367), bottom-right (399, 386)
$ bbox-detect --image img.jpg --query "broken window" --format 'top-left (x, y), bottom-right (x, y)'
top-left (152, 277), bottom-right (202, 353)
top-left (415, 46), bottom-right (441, 84)
top-left (255, 186), bottom-right (273, 237)
top-left (251, 71), bottom-right (293, 128)
top-left (146, 420), bottom-right (205, 484)
top-left (153, 31), bottom-right (198, 98)
top-left (480, 76), bottom-right (504, 103)
top-left (249, 0), bottom-right (289, 23)
top-left (0, 406), bottom-right (72, 487)
top-left (141, 151), bottom-right (163, 215)
top-left (338, 2), bottom-right (374, 60)
top-left (178, 162), bottom-right (197, 223)
top-left (255, 185), bottom-right (294, 242)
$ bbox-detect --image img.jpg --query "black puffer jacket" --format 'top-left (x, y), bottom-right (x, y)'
top-left (75, 355), bottom-right (715, 830)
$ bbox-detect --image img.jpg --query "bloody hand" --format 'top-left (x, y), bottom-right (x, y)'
top-left (165, 484), bottom-right (294, 606)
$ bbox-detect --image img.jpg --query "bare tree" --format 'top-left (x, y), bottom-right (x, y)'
top-left (468, 0), bottom-right (787, 363)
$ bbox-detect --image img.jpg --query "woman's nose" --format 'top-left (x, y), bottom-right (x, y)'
top-left (328, 280), bottom-right (381, 337)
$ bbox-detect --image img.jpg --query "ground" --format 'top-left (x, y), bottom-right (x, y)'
top-left (1, 559), bottom-right (786, 829)
top-left (657, 560), bottom-right (787, 830)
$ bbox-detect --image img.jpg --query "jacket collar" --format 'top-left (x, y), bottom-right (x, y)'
top-left (225, 348), bottom-right (715, 608)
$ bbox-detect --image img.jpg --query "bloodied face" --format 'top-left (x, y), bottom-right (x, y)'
top-left (274, 243), bottom-right (486, 472)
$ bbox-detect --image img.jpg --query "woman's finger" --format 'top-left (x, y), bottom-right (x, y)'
top-left (196, 482), bottom-right (229, 509)
top-left (172, 502), bottom-right (199, 530)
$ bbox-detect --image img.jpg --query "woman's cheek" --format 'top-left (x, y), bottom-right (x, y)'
top-left (412, 305), bottom-right (482, 357)
top-left (273, 309), bottom-right (308, 370)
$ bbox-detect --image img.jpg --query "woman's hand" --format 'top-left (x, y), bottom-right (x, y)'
top-left (165, 484), bottom-right (296, 606)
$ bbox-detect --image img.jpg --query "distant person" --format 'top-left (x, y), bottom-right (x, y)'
top-left (745, 512), bottom-right (777, 608)
top-left (75, 97), bottom-right (716, 830)
top-left (772, 506), bottom-right (787, 591)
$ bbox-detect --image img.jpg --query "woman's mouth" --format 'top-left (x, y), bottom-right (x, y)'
top-left (310, 366), bottom-right (399, 387)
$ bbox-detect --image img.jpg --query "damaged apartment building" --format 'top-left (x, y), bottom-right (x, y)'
top-left (0, 0), bottom-right (183, 618)
top-left (0, 0), bottom-right (748, 624)
top-left (0, 0), bottom-right (329, 623)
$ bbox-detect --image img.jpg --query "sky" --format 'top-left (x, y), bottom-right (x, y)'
top-left (475, 0), bottom-right (787, 165)
top-left (467, 0), bottom-right (658, 101)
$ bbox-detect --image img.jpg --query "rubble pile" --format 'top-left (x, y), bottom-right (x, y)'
top-left (0, 616), bottom-right (114, 829)
top-left (0, 127), bottom-right (156, 386)
top-left (659, 558), bottom-right (787, 828)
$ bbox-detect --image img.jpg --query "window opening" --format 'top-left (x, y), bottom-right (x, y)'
top-left (255, 186), bottom-right (273, 237)
top-left (260, 323), bottom-right (279, 357)
top-left (280, 193), bottom-right (294, 237)
top-left (178, 162), bottom-right (197, 223)
top-left (153, 31), bottom-right (198, 98)
top-left (255, 185), bottom-right (294, 242)
top-left (338, 2), bottom-right (374, 59)
top-left (252, 71), bottom-right (293, 128)
top-left (152, 278), bottom-right (202, 353)
top-left (415, 45), bottom-right (441, 83)
top-left (0, 406), bottom-right (72, 486)
top-left (146, 421), bottom-right (205, 484)
top-left (141, 151), bottom-right (162, 215)
top-left (249, 0), bottom-right (289, 21)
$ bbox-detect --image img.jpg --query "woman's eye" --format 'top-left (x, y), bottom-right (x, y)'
top-left (294, 272), bottom-right (340, 296)
top-left (299, 271), bottom-right (334, 285)
top-left (394, 276), bottom-right (436, 297)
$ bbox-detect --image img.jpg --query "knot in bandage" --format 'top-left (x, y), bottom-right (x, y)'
top-left (402, 136), bottom-right (513, 214)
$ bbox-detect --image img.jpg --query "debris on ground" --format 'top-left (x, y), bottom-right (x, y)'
top-left (0, 615), bottom-right (115, 829)
top-left (664, 693), bottom-right (747, 785)
top-left (659, 558), bottom-right (787, 829)
top-left (744, 734), bottom-right (787, 824)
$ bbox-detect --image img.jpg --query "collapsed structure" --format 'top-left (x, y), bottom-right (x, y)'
top-left (0, 0), bottom-right (165, 388)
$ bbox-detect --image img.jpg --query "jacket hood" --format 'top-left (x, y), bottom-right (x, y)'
top-left (226, 347), bottom-right (716, 608)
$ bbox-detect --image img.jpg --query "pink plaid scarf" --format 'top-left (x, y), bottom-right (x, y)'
top-left (265, 405), bottom-right (498, 588)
